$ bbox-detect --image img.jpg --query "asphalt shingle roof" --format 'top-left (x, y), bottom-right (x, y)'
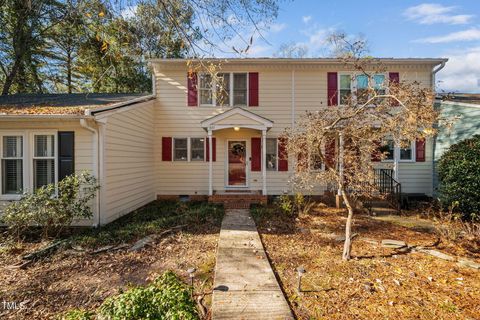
top-left (0, 93), bottom-right (149, 115)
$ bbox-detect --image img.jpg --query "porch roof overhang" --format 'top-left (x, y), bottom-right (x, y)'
top-left (200, 107), bottom-right (273, 131)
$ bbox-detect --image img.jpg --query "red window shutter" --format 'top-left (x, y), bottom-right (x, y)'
top-left (371, 140), bottom-right (381, 162)
top-left (416, 138), bottom-right (426, 162)
top-left (325, 138), bottom-right (336, 168)
top-left (327, 72), bottom-right (338, 106)
top-left (251, 137), bottom-right (261, 171)
top-left (248, 72), bottom-right (259, 107)
top-left (206, 137), bottom-right (216, 162)
top-left (278, 137), bottom-right (288, 171)
top-left (187, 72), bottom-right (198, 106)
top-left (162, 137), bottom-right (172, 161)
top-left (389, 72), bottom-right (400, 84)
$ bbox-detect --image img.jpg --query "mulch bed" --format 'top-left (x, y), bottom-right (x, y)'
top-left (254, 204), bottom-right (480, 319)
top-left (0, 218), bottom-right (220, 319)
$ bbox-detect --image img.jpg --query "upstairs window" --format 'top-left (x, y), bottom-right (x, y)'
top-left (216, 73), bottom-right (230, 106)
top-left (33, 134), bottom-right (55, 189)
top-left (1, 136), bottom-right (23, 194)
top-left (233, 73), bottom-right (247, 106)
top-left (199, 74), bottom-right (213, 105)
top-left (373, 74), bottom-right (386, 95)
top-left (338, 73), bottom-right (386, 105)
top-left (199, 72), bottom-right (248, 107)
top-left (339, 74), bottom-right (352, 104)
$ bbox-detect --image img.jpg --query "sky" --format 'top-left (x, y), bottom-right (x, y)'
top-left (219, 0), bottom-right (480, 93)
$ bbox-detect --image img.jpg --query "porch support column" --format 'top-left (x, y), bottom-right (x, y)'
top-left (393, 149), bottom-right (399, 181)
top-left (262, 129), bottom-right (267, 196)
top-left (208, 129), bottom-right (213, 196)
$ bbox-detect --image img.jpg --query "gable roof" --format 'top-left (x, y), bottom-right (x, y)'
top-left (201, 107), bottom-right (273, 131)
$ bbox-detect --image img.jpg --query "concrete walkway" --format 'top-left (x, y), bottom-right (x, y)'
top-left (212, 209), bottom-right (293, 320)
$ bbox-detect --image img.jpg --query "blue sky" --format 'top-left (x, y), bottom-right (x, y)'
top-left (224, 1), bottom-right (480, 92)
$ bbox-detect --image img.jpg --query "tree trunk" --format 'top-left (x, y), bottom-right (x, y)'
top-left (341, 188), bottom-right (354, 261)
top-left (1, 60), bottom-right (21, 95)
top-left (67, 51), bottom-right (72, 94)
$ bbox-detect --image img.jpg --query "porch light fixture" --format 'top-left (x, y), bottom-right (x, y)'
top-left (234, 126), bottom-right (240, 131)
top-left (187, 267), bottom-right (196, 296)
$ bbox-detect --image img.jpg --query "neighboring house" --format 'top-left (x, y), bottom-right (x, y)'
top-left (433, 95), bottom-right (480, 195)
top-left (0, 58), bottom-right (447, 225)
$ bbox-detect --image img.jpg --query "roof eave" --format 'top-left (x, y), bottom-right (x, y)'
top-left (0, 114), bottom-right (94, 120)
top-left (149, 57), bottom-right (449, 66)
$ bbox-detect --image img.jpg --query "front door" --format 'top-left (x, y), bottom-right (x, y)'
top-left (227, 140), bottom-right (247, 186)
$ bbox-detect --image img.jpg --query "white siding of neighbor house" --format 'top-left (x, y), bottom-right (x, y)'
top-left (0, 120), bottom-right (96, 226)
top-left (152, 62), bottom-right (436, 196)
top-left (101, 100), bottom-right (156, 224)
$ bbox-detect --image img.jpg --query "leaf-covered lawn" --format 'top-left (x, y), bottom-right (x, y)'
top-left (253, 204), bottom-right (480, 319)
top-left (0, 200), bottom-right (223, 319)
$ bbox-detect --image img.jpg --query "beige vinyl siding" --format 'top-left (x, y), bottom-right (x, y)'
top-left (0, 120), bottom-right (96, 226)
top-left (102, 100), bottom-right (156, 224)
top-left (373, 138), bottom-right (434, 196)
top-left (153, 62), bottom-right (436, 196)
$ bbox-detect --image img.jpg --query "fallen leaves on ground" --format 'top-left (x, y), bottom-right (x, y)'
top-left (255, 205), bottom-right (480, 320)
top-left (0, 226), bottom-right (218, 319)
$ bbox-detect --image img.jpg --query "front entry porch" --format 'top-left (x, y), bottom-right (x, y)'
top-left (200, 108), bottom-right (274, 198)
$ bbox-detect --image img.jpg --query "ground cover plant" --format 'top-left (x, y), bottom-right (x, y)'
top-left (252, 203), bottom-right (480, 319)
top-left (0, 200), bottom-right (223, 319)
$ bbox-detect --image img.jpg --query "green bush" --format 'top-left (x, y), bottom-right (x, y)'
top-left (1, 171), bottom-right (99, 238)
top-left (438, 135), bottom-right (480, 221)
top-left (59, 309), bottom-right (93, 320)
top-left (274, 193), bottom-right (313, 216)
top-left (99, 271), bottom-right (199, 320)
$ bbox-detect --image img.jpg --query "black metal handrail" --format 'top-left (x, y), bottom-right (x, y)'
top-left (373, 169), bottom-right (402, 211)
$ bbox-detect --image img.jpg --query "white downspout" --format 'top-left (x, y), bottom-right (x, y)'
top-left (291, 69), bottom-right (295, 128)
top-left (431, 60), bottom-right (446, 196)
top-left (432, 60), bottom-right (446, 92)
top-left (80, 114), bottom-right (101, 227)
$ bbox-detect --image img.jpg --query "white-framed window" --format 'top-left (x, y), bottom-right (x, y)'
top-left (217, 73), bottom-right (230, 106)
top-left (399, 140), bottom-right (414, 161)
top-left (310, 140), bottom-right (326, 171)
top-left (1, 135), bottom-right (24, 195)
top-left (266, 138), bottom-right (277, 171)
top-left (199, 72), bottom-right (248, 107)
top-left (33, 134), bottom-right (56, 189)
top-left (173, 138), bottom-right (188, 161)
top-left (233, 73), bottom-right (248, 106)
top-left (381, 139), bottom-right (415, 162)
top-left (338, 72), bottom-right (387, 105)
top-left (199, 73), bottom-right (213, 106)
top-left (190, 138), bottom-right (205, 161)
top-left (339, 74), bottom-right (352, 105)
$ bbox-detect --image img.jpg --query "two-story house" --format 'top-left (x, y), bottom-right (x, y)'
top-left (0, 58), bottom-right (447, 225)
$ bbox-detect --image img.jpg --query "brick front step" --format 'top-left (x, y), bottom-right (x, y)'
top-left (209, 194), bottom-right (267, 207)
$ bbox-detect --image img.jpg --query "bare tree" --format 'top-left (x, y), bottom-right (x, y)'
top-left (327, 31), bottom-right (369, 58)
top-left (274, 42), bottom-right (309, 58)
top-left (283, 59), bottom-right (438, 260)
